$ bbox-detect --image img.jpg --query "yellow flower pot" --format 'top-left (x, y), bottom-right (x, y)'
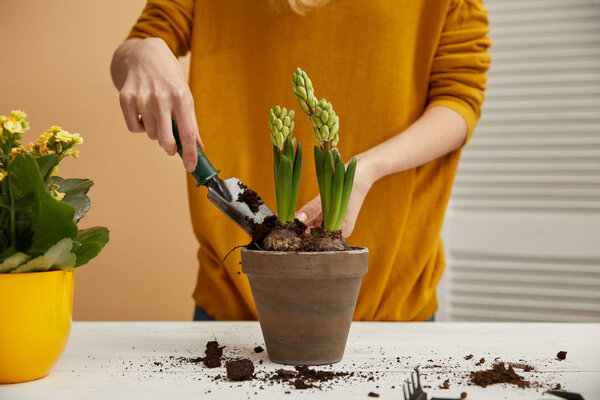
top-left (0, 270), bottom-right (73, 384)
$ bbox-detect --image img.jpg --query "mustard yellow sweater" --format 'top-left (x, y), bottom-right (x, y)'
top-left (129, 0), bottom-right (491, 321)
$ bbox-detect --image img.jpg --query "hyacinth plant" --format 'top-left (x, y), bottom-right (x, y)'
top-left (292, 68), bottom-right (357, 233)
top-left (269, 106), bottom-right (302, 224)
top-left (0, 110), bottom-right (109, 273)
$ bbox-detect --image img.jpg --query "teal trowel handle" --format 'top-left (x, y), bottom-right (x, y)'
top-left (172, 118), bottom-right (219, 187)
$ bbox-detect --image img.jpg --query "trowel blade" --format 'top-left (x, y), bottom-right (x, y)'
top-left (206, 177), bottom-right (274, 234)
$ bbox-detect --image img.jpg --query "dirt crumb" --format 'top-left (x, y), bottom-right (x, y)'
top-left (461, 392), bottom-right (468, 399)
top-left (557, 351), bottom-right (567, 360)
top-left (440, 379), bottom-right (450, 389)
top-left (225, 358), bottom-right (254, 381)
top-left (203, 341), bottom-right (225, 368)
top-left (254, 346), bottom-right (264, 353)
top-left (464, 354), bottom-right (473, 360)
top-left (368, 392), bottom-right (380, 398)
top-left (293, 379), bottom-right (313, 389)
top-left (470, 362), bottom-right (530, 389)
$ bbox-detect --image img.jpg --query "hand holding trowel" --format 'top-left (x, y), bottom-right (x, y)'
top-left (171, 119), bottom-right (274, 234)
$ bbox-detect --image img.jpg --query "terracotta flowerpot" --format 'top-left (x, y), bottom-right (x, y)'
top-left (242, 247), bottom-right (368, 365)
top-left (0, 270), bottom-right (74, 383)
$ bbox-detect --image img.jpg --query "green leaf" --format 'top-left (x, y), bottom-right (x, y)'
top-left (334, 158), bottom-right (357, 230)
top-left (11, 238), bottom-right (75, 273)
top-left (322, 150), bottom-right (333, 226)
top-left (11, 155), bottom-right (78, 255)
top-left (74, 226), bottom-right (109, 267)
top-left (277, 154), bottom-right (292, 224)
top-left (0, 252), bottom-right (29, 273)
top-left (326, 160), bottom-right (345, 231)
top-left (35, 154), bottom-right (60, 183)
top-left (289, 143), bottom-right (302, 222)
top-left (15, 212), bottom-right (33, 252)
top-left (313, 146), bottom-right (324, 201)
top-left (50, 177), bottom-right (93, 222)
top-left (283, 137), bottom-right (294, 162)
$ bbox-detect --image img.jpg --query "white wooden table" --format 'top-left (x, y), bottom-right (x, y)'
top-left (2, 322), bottom-right (599, 400)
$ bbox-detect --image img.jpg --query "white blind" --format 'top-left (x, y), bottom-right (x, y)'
top-left (443, 0), bottom-right (600, 322)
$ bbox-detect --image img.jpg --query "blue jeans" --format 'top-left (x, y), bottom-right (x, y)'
top-left (194, 306), bottom-right (435, 322)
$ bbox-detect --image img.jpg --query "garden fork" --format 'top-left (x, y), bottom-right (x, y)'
top-left (403, 368), bottom-right (463, 400)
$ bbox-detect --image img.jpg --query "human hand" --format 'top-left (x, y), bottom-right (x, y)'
top-left (113, 38), bottom-right (201, 172)
top-left (296, 155), bottom-right (377, 238)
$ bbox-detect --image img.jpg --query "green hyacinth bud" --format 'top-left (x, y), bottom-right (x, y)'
top-left (269, 105), bottom-right (296, 150)
top-left (292, 67), bottom-right (317, 116)
top-left (332, 133), bottom-right (339, 147)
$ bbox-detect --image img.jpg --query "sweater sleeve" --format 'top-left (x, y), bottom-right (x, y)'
top-left (426, 0), bottom-right (492, 141)
top-left (127, 0), bottom-right (195, 57)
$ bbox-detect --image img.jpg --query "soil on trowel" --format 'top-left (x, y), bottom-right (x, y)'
top-left (303, 227), bottom-right (348, 252)
top-left (202, 341), bottom-right (225, 368)
top-left (237, 182), bottom-right (263, 214)
top-left (226, 358), bottom-right (255, 381)
top-left (470, 362), bottom-right (531, 388)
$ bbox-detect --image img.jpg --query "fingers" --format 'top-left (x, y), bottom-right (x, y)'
top-left (119, 89), bottom-right (144, 132)
top-left (296, 196), bottom-right (323, 229)
top-left (173, 94), bottom-right (200, 172)
top-left (155, 105), bottom-right (177, 156)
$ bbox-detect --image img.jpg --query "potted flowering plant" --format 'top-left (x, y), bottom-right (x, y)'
top-left (0, 110), bottom-right (109, 383)
top-left (242, 69), bottom-right (368, 366)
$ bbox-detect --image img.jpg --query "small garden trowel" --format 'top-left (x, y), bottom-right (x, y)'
top-left (172, 119), bottom-right (274, 234)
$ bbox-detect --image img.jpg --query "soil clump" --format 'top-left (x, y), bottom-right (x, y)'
top-left (226, 358), bottom-right (255, 381)
top-left (236, 182), bottom-right (263, 214)
top-left (556, 351), bottom-right (567, 360)
top-left (470, 362), bottom-right (530, 388)
top-left (202, 341), bottom-right (225, 368)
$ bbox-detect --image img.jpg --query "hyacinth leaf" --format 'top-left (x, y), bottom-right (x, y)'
top-left (326, 160), bottom-right (345, 231)
top-left (277, 154), bottom-right (293, 224)
top-left (314, 146), bottom-right (325, 204)
top-left (290, 143), bottom-right (302, 222)
top-left (334, 157), bottom-right (357, 230)
top-left (74, 227), bottom-right (109, 267)
top-left (322, 150), bottom-right (333, 221)
top-left (283, 137), bottom-right (294, 164)
top-left (333, 149), bottom-right (343, 168)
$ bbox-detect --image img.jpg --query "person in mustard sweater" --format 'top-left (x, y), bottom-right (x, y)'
top-left (111, 0), bottom-right (491, 321)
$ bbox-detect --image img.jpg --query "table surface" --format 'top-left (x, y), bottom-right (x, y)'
top-left (1, 322), bottom-right (599, 400)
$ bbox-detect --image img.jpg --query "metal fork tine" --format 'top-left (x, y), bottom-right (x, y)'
top-left (416, 367), bottom-right (422, 388)
top-left (403, 384), bottom-right (408, 400)
top-left (412, 371), bottom-right (417, 392)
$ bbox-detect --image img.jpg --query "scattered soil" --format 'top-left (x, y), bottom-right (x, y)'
top-left (440, 379), bottom-right (450, 389)
top-left (302, 227), bottom-right (348, 251)
top-left (475, 358), bottom-right (485, 366)
top-left (226, 358), bottom-right (255, 381)
top-left (368, 392), bottom-right (380, 397)
top-left (510, 363), bottom-right (535, 372)
top-left (236, 182), bottom-right (263, 214)
top-left (203, 341), bottom-right (225, 368)
top-left (556, 351), bottom-right (567, 360)
top-left (470, 362), bottom-right (530, 388)
top-left (293, 379), bottom-right (314, 389)
top-left (461, 392), bottom-right (468, 399)
top-left (247, 216), bottom-right (350, 252)
top-left (464, 354), bottom-right (473, 360)
top-left (553, 383), bottom-right (562, 390)
top-left (269, 365), bottom-right (351, 390)
top-left (254, 346), bottom-right (264, 353)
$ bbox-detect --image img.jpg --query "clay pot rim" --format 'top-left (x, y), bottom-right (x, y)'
top-left (241, 246), bottom-right (368, 279)
top-left (241, 246), bottom-right (368, 256)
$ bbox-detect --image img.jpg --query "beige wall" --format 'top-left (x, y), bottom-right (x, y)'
top-left (0, 1), bottom-right (198, 320)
